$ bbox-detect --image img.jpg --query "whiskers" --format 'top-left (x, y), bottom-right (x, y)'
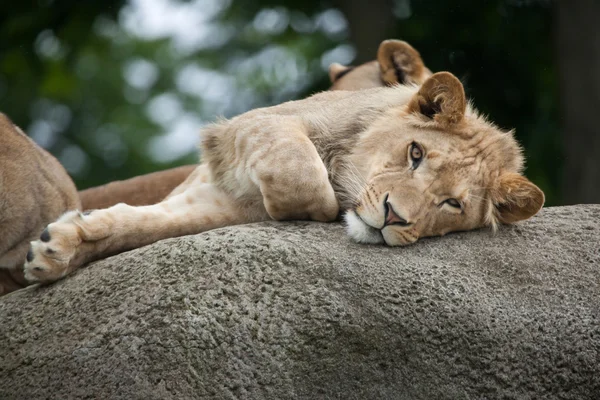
top-left (466, 192), bottom-right (488, 202)
top-left (468, 185), bottom-right (499, 232)
top-left (467, 184), bottom-right (498, 205)
top-left (333, 161), bottom-right (367, 209)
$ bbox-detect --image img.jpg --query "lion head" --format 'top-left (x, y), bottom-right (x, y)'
top-left (345, 72), bottom-right (544, 246)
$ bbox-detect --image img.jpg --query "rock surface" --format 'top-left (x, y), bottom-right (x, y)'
top-left (1, 205), bottom-right (599, 400)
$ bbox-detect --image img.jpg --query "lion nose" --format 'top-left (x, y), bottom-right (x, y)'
top-left (384, 199), bottom-right (411, 227)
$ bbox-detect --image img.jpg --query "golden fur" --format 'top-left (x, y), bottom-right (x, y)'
top-left (24, 71), bottom-right (544, 283)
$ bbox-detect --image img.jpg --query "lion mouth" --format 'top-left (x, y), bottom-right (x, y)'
top-left (343, 210), bottom-right (385, 244)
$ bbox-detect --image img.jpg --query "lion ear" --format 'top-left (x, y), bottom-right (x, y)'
top-left (328, 62), bottom-right (351, 83)
top-left (377, 39), bottom-right (430, 86)
top-left (493, 173), bottom-right (545, 224)
top-left (406, 71), bottom-right (467, 126)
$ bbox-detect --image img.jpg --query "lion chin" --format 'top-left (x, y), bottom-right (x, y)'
top-left (344, 210), bottom-right (385, 245)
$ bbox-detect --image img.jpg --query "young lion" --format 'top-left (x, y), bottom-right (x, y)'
top-left (24, 71), bottom-right (544, 283)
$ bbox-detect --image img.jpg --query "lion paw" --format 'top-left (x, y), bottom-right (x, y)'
top-left (24, 211), bottom-right (88, 283)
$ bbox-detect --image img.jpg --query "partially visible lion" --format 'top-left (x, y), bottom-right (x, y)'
top-left (328, 39), bottom-right (432, 90)
top-left (1, 39), bottom-right (430, 295)
top-left (0, 114), bottom-right (196, 295)
top-left (0, 114), bottom-right (80, 294)
top-left (25, 68), bottom-right (544, 283)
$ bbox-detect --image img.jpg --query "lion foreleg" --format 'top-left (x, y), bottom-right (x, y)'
top-left (233, 119), bottom-right (339, 222)
top-left (24, 183), bottom-right (263, 283)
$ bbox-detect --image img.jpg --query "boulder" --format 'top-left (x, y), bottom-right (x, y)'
top-left (1, 205), bottom-right (599, 399)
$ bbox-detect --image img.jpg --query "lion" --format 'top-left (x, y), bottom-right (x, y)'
top-left (0, 116), bottom-right (195, 296)
top-left (2, 39), bottom-right (431, 295)
top-left (0, 114), bottom-right (81, 294)
top-left (24, 70), bottom-right (544, 283)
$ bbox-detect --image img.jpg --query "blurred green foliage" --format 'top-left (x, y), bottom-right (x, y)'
top-left (0, 0), bottom-right (559, 204)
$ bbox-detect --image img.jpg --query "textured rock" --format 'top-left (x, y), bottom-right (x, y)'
top-left (0, 205), bottom-right (599, 400)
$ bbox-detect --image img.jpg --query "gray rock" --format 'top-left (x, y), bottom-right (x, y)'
top-left (1, 205), bottom-right (599, 400)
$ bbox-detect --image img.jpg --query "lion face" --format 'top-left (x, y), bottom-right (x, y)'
top-left (345, 72), bottom-right (544, 246)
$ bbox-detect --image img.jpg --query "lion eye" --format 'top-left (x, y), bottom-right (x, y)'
top-left (444, 198), bottom-right (461, 209)
top-left (409, 142), bottom-right (424, 169)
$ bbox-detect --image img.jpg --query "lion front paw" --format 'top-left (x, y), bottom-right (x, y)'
top-left (24, 211), bottom-right (88, 283)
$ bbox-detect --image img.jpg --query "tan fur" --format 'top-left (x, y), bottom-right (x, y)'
top-left (79, 165), bottom-right (198, 210)
top-left (24, 71), bottom-right (544, 284)
top-left (329, 40), bottom-right (432, 90)
top-left (378, 40), bottom-right (432, 86)
top-left (0, 113), bottom-right (80, 295)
